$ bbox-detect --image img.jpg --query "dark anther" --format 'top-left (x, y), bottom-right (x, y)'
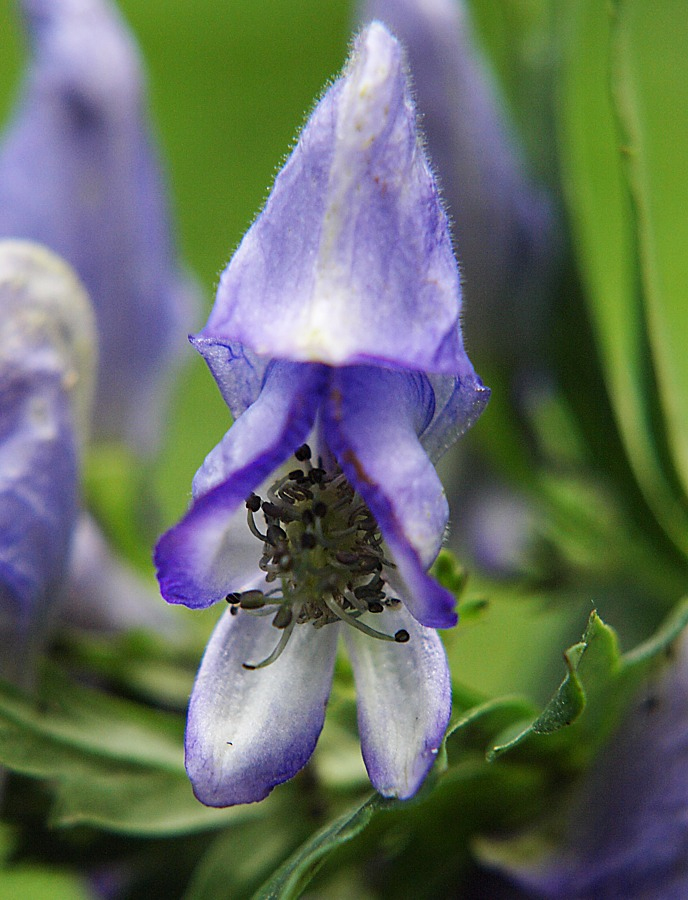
top-left (309, 467), bottom-right (326, 484)
top-left (301, 532), bottom-right (317, 550)
top-left (368, 601), bottom-right (384, 613)
top-left (301, 509), bottom-right (315, 526)
top-left (261, 501), bottom-right (283, 520)
top-left (230, 606), bottom-right (239, 616)
top-left (335, 550), bottom-right (359, 565)
top-left (357, 517), bottom-right (378, 532)
top-left (353, 576), bottom-right (385, 599)
top-left (266, 523), bottom-right (287, 546)
top-left (225, 592), bottom-right (242, 604)
top-left (246, 493), bottom-right (262, 512)
top-left (355, 557), bottom-right (383, 573)
top-left (386, 598), bottom-right (402, 609)
top-left (239, 590), bottom-right (266, 609)
top-left (313, 501), bottom-right (328, 518)
top-left (288, 469), bottom-right (305, 481)
top-left (272, 606), bottom-right (293, 629)
top-left (295, 444), bottom-right (312, 461)
top-left (394, 629), bottom-right (410, 643)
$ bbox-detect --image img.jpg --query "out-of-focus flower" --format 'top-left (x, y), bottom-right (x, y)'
top-left (62, 513), bottom-right (179, 636)
top-left (481, 630), bottom-right (688, 898)
top-left (0, 0), bottom-right (196, 453)
top-left (0, 239), bottom-right (95, 686)
top-left (358, 0), bottom-right (556, 372)
top-left (155, 22), bottom-right (488, 807)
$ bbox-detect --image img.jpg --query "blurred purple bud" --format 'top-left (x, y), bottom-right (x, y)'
top-left (0, 239), bottom-right (95, 685)
top-left (62, 513), bottom-right (179, 637)
top-left (0, 0), bottom-right (198, 453)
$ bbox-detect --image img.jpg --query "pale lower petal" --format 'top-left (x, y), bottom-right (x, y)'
top-left (343, 605), bottom-right (450, 799)
top-left (186, 609), bottom-right (339, 807)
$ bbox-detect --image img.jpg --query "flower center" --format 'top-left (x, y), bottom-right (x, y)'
top-left (227, 443), bottom-right (410, 669)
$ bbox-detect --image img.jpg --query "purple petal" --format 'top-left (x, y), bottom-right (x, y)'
top-left (421, 370), bottom-right (490, 462)
top-left (323, 365), bottom-right (457, 628)
top-left (0, 0), bottom-right (197, 452)
top-left (0, 241), bottom-right (95, 685)
top-left (185, 608), bottom-right (338, 807)
top-left (190, 335), bottom-right (269, 419)
top-left (155, 362), bottom-right (327, 608)
top-left (199, 22), bottom-right (464, 374)
top-left (343, 604), bottom-right (450, 798)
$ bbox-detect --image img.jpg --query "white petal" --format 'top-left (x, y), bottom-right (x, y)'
top-left (186, 609), bottom-right (339, 806)
top-left (343, 604), bottom-right (450, 798)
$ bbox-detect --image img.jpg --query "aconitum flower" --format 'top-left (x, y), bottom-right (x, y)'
top-left (0, 240), bottom-right (95, 686)
top-left (0, 0), bottom-right (196, 453)
top-left (155, 22), bottom-right (488, 807)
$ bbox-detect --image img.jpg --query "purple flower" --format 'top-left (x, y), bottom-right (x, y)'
top-left (155, 22), bottom-right (488, 807)
top-left (0, 0), bottom-right (196, 453)
top-left (0, 240), bottom-right (95, 686)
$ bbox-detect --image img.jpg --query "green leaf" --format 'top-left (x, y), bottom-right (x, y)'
top-left (556, 0), bottom-right (688, 555)
top-left (0, 667), bottom-right (264, 835)
top-left (432, 549), bottom-right (468, 597)
top-left (475, 597), bottom-right (688, 874)
top-left (611, 0), bottom-right (688, 501)
top-left (487, 637), bottom-right (587, 760)
top-left (251, 794), bottom-right (395, 900)
top-left (487, 598), bottom-right (688, 763)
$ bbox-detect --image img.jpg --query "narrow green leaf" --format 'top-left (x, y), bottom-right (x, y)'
top-left (0, 668), bottom-right (255, 835)
top-left (487, 639), bottom-right (587, 760)
top-left (251, 794), bottom-right (395, 900)
top-left (557, 0), bottom-right (688, 554)
top-left (611, 0), bottom-right (688, 500)
top-left (486, 600), bottom-right (688, 764)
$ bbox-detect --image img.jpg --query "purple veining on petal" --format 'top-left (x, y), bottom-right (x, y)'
top-left (323, 365), bottom-right (457, 628)
top-left (190, 335), bottom-right (269, 419)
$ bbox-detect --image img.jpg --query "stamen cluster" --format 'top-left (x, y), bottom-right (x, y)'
top-left (227, 444), bottom-right (410, 668)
